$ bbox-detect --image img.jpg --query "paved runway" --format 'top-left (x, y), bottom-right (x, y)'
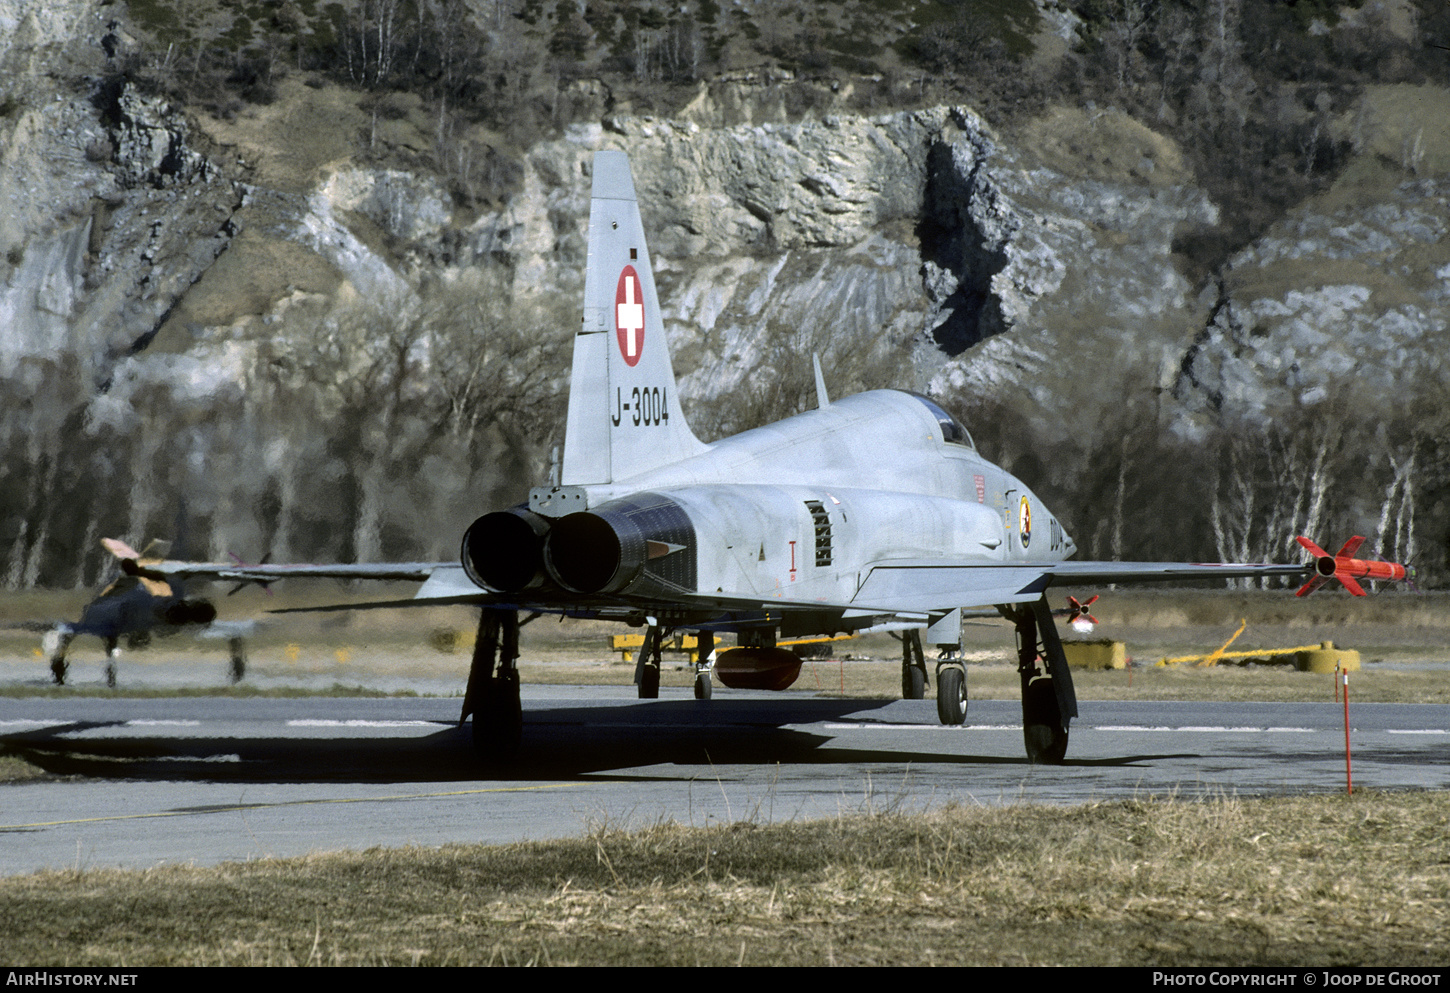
top-left (1, 687), bottom-right (1446, 876)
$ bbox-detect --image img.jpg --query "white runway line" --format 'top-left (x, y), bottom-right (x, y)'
top-left (286, 719), bottom-right (440, 728)
top-left (822, 722), bottom-right (1017, 731)
top-left (825, 723), bottom-right (1308, 733)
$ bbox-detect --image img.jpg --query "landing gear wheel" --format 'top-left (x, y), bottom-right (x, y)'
top-left (901, 630), bottom-right (927, 699)
top-left (936, 665), bottom-right (967, 725)
top-left (1024, 723), bottom-right (1069, 764)
top-left (50, 657), bottom-right (67, 686)
top-left (902, 664), bottom-right (925, 700)
top-left (472, 670), bottom-right (522, 763)
top-left (228, 638), bottom-right (246, 684)
top-left (639, 663), bottom-right (660, 699)
top-left (1022, 680), bottom-right (1068, 764)
top-left (694, 670), bottom-right (712, 700)
top-left (103, 637), bottom-right (118, 689)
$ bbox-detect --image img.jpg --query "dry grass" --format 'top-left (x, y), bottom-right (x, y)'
top-left (0, 792), bottom-right (1445, 966)
top-left (0, 751), bottom-right (48, 781)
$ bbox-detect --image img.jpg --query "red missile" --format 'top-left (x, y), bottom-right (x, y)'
top-left (1295, 536), bottom-right (1409, 597)
top-left (1064, 595), bottom-right (1099, 632)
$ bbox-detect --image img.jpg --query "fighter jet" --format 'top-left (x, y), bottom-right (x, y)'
top-left (28, 539), bottom-right (434, 688)
top-left (34, 538), bottom-right (244, 687)
top-left (143, 151), bottom-right (1408, 762)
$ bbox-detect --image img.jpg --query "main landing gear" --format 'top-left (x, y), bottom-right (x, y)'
top-left (42, 630), bottom-right (118, 688)
top-left (633, 625), bottom-right (717, 698)
top-left (635, 624), bottom-right (663, 698)
top-left (461, 610), bottom-right (523, 762)
top-left (1010, 596), bottom-right (1077, 764)
top-left (228, 637), bottom-right (246, 684)
top-left (901, 629), bottom-right (928, 700)
top-left (693, 630), bottom-right (714, 700)
top-left (44, 627), bottom-right (73, 685)
top-left (103, 637), bottom-right (118, 689)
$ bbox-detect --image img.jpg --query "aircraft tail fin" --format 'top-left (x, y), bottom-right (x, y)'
top-left (101, 538), bottom-right (143, 562)
top-left (560, 150), bottom-right (706, 485)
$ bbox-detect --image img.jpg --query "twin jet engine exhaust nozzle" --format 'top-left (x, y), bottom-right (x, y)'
top-left (461, 497), bottom-right (694, 597)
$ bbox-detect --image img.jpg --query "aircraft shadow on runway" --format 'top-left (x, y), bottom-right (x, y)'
top-left (0, 700), bottom-right (1177, 785)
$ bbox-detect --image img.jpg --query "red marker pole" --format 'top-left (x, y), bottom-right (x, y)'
top-left (1342, 669), bottom-right (1353, 795)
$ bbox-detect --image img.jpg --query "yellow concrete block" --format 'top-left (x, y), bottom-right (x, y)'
top-left (1063, 640), bottom-right (1127, 670)
top-left (1295, 642), bottom-right (1361, 673)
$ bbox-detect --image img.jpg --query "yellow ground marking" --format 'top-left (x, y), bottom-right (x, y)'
top-left (1158, 618), bottom-right (1332, 667)
top-left (1159, 618), bottom-right (1247, 666)
top-left (0, 783), bottom-right (577, 830)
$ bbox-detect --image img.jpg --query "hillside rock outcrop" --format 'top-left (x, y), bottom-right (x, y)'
top-left (1176, 175), bottom-right (1450, 433)
top-left (456, 105), bottom-right (1219, 441)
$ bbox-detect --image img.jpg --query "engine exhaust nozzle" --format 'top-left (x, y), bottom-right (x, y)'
top-left (461, 509), bottom-right (550, 592)
top-left (543, 511), bottom-right (645, 595)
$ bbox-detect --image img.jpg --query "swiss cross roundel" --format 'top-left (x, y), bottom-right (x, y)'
top-left (615, 266), bottom-right (645, 367)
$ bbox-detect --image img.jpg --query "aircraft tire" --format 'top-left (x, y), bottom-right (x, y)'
top-left (694, 670), bottom-right (712, 700)
top-left (936, 665), bottom-right (966, 725)
top-left (639, 663), bottom-right (660, 699)
top-left (902, 664), bottom-right (925, 700)
top-left (105, 661), bottom-right (117, 689)
top-left (1022, 679), bottom-right (1068, 763)
top-left (50, 657), bottom-right (66, 686)
top-left (472, 672), bottom-right (522, 763)
top-left (1024, 723), bottom-right (1068, 764)
top-left (228, 638), bottom-right (246, 684)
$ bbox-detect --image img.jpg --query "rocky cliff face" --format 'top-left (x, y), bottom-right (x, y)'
top-left (464, 103), bottom-right (1224, 445)
top-left (1, 0), bottom-right (243, 388)
top-left (1178, 174), bottom-right (1450, 433)
top-left (7, 2), bottom-right (1443, 440)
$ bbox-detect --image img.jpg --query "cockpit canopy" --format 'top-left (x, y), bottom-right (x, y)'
top-left (906, 393), bottom-right (975, 451)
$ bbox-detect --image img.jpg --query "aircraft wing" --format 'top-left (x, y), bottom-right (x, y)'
top-left (266, 565), bottom-right (934, 624)
top-left (267, 557), bottom-right (1312, 626)
top-left (96, 536), bottom-right (445, 586)
top-left (145, 561), bottom-right (443, 583)
top-left (847, 558), bottom-right (1310, 615)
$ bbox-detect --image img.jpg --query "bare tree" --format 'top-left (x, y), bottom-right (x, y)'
top-left (1100, 0), bottom-right (1158, 93)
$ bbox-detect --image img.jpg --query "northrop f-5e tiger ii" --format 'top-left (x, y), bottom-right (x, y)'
top-left (139, 151), bottom-right (1409, 763)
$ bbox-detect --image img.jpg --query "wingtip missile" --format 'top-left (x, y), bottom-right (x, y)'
top-left (1294, 535), bottom-right (1410, 597)
top-left (226, 551), bottom-right (275, 596)
top-left (1061, 595), bottom-right (1099, 633)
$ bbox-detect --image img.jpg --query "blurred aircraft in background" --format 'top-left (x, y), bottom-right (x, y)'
top-left (27, 538), bottom-right (244, 687)
top-left (27, 538), bottom-right (434, 687)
